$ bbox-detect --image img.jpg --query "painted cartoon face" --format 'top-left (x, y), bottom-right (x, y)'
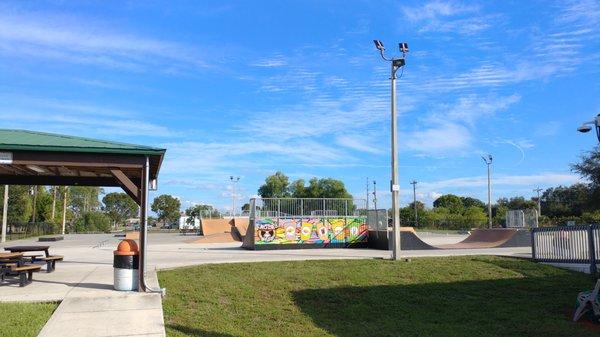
top-left (257, 223), bottom-right (276, 243)
top-left (285, 225), bottom-right (297, 240)
top-left (259, 229), bottom-right (275, 242)
top-left (333, 225), bottom-right (344, 237)
top-left (300, 223), bottom-right (312, 241)
top-left (317, 223), bottom-right (329, 241)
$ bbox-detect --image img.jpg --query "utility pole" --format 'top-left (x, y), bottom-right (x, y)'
top-left (373, 180), bottom-right (380, 238)
top-left (410, 180), bottom-right (418, 227)
top-left (533, 187), bottom-right (542, 216)
top-left (482, 155), bottom-right (493, 228)
top-left (374, 39), bottom-right (408, 261)
top-left (366, 177), bottom-right (370, 213)
top-left (2, 185), bottom-right (8, 243)
top-left (230, 176), bottom-right (240, 219)
top-left (533, 187), bottom-right (542, 228)
top-left (62, 186), bottom-right (68, 235)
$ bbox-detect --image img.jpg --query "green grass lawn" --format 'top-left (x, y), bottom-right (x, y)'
top-left (0, 302), bottom-right (58, 337)
top-left (158, 256), bottom-right (598, 337)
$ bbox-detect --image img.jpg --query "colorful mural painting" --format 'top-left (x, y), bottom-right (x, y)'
top-left (255, 216), bottom-right (368, 246)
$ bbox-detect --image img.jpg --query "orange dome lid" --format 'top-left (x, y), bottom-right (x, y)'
top-left (114, 239), bottom-right (139, 255)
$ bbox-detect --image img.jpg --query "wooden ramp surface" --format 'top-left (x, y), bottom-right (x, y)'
top-left (200, 219), bottom-right (232, 236)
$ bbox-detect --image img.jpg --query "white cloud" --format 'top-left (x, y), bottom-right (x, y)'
top-left (419, 173), bottom-right (582, 191)
top-left (404, 122), bottom-right (472, 155)
top-left (402, 94), bottom-right (520, 156)
top-left (402, 1), bottom-right (477, 22)
top-left (401, 1), bottom-right (492, 35)
top-left (0, 11), bottom-right (210, 72)
top-left (335, 135), bottom-right (385, 155)
top-left (251, 55), bottom-right (287, 67)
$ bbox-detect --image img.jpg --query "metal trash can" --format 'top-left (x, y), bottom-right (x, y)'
top-left (113, 239), bottom-right (139, 291)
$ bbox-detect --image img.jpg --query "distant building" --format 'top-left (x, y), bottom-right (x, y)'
top-left (178, 215), bottom-right (200, 230)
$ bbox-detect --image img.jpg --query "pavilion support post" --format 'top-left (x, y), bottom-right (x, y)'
top-left (138, 156), bottom-right (163, 294)
top-left (2, 185), bottom-right (8, 243)
top-left (138, 157), bottom-right (149, 292)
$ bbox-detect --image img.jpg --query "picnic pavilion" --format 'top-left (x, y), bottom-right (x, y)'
top-left (0, 129), bottom-right (166, 292)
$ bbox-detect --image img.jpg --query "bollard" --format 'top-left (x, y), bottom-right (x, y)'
top-left (113, 239), bottom-right (139, 291)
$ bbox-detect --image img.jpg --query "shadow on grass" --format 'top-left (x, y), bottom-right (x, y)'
top-left (166, 324), bottom-right (236, 337)
top-left (291, 268), bottom-right (595, 337)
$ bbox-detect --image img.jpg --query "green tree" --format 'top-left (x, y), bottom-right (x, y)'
top-left (572, 145), bottom-right (600, 187)
top-left (74, 211), bottom-right (111, 233)
top-left (460, 197), bottom-right (485, 210)
top-left (289, 179), bottom-right (306, 198)
top-left (541, 184), bottom-right (590, 217)
top-left (433, 194), bottom-right (463, 214)
top-left (69, 186), bottom-right (103, 217)
top-left (463, 206), bottom-right (488, 228)
top-left (258, 171), bottom-right (290, 198)
top-left (7, 185), bottom-right (33, 223)
top-left (151, 194), bottom-right (181, 225)
top-left (185, 204), bottom-right (219, 218)
top-left (102, 192), bottom-right (139, 228)
top-left (290, 177), bottom-right (352, 198)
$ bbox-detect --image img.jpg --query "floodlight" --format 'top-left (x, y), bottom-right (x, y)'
top-left (399, 42), bottom-right (409, 53)
top-left (578, 124), bottom-right (593, 133)
top-left (373, 40), bottom-right (385, 51)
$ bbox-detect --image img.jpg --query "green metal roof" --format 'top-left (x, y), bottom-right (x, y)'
top-left (0, 129), bottom-right (166, 156)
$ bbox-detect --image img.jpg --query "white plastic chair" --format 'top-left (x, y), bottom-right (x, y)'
top-left (573, 279), bottom-right (600, 322)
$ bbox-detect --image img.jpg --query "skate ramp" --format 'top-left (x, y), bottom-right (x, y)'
top-left (436, 229), bottom-right (531, 249)
top-left (370, 228), bottom-right (531, 250)
top-left (233, 218), bottom-right (249, 236)
top-left (200, 219), bottom-right (232, 236)
top-left (229, 218), bottom-right (249, 242)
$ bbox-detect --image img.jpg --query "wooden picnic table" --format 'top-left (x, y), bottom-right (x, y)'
top-left (0, 252), bottom-right (24, 260)
top-left (4, 246), bottom-right (50, 257)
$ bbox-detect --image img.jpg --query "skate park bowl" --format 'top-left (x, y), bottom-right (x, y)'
top-left (368, 228), bottom-right (532, 251)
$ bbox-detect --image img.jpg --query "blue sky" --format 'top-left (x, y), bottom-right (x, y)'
top-left (0, 0), bottom-right (599, 212)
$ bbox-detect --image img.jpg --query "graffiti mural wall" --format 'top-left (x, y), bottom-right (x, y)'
top-left (255, 216), bottom-right (368, 246)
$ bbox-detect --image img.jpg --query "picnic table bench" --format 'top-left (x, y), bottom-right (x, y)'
top-left (0, 252), bottom-right (42, 286)
top-left (4, 246), bottom-right (63, 273)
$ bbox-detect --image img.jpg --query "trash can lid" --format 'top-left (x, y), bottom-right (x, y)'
top-left (114, 239), bottom-right (139, 256)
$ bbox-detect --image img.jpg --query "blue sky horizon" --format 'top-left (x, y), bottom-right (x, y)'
top-left (1, 0), bottom-right (598, 212)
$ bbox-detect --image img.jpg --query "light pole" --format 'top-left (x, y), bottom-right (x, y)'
top-left (374, 39), bottom-right (408, 260)
top-left (230, 176), bottom-right (240, 219)
top-left (373, 180), bottom-right (380, 239)
top-left (366, 177), bottom-right (369, 213)
top-left (410, 180), bottom-right (418, 227)
top-left (577, 114), bottom-right (600, 142)
top-left (533, 187), bottom-right (542, 227)
top-left (482, 155), bottom-right (493, 228)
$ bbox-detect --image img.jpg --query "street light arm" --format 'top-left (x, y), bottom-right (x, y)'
top-left (379, 50), bottom-right (392, 62)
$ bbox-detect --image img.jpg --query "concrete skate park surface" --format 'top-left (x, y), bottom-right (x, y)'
top-left (0, 233), bottom-right (531, 336)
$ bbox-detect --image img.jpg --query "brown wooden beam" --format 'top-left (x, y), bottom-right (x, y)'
top-left (110, 169), bottom-right (140, 204)
top-left (11, 151), bottom-right (146, 169)
top-left (0, 175), bottom-right (119, 186)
